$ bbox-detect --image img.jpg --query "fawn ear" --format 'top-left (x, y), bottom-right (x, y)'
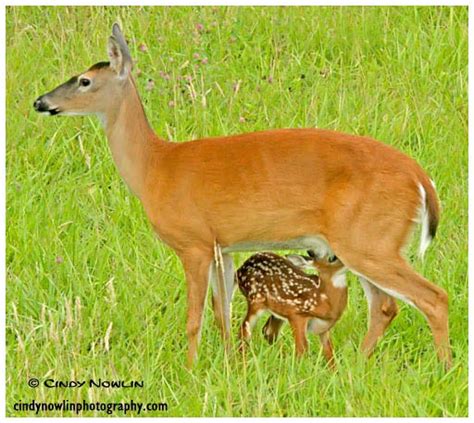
top-left (286, 254), bottom-right (314, 270)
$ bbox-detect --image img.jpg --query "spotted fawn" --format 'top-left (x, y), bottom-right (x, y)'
top-left (236, 251), bottom-right (347, 366)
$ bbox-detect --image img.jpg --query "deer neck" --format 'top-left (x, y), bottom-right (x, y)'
top-left (325, 272), bottom-right (348, 316)
top-left (104, 77), bottom-right (163, 199)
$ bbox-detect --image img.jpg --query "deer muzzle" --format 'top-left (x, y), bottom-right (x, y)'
top-left (33, 95), bottom-right (60, 115)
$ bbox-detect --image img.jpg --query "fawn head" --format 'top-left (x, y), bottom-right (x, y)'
top-left (286, 250), bottom-right (346, 287)
top-left (33, 24), bottom-right (132, 119)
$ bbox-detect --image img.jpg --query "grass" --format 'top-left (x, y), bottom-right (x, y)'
top-left (5, 5), bottom-right (468, 417)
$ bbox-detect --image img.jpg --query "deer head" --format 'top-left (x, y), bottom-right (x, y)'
top-left (33, 24), bottom-right (133, 120)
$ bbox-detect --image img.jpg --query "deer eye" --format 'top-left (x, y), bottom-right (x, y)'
top-left (79, 78), bottom-right (91, 87)
top-left (328, 255), bottom-right (338, 263)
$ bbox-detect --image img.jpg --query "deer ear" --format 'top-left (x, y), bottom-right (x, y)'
top-left (107, 24), bottom-right (132, 78)
top-left (286, 255), bottom-right (314, 270)
top-left (107, 36), bottom-right (122, 73)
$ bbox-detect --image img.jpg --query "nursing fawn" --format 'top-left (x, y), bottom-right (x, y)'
top-left (236, 251), bottom-right (347, 366)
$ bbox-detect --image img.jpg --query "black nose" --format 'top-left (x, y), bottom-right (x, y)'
top-left (34, 97), bottom-right (44, 111)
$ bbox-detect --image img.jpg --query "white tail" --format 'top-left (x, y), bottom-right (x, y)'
top-left (34, 24), bottom-right (450, 369)
top-left (418, 181), bottom-right (439, 259)
top-left (236, 252), bottom-right (347, 367)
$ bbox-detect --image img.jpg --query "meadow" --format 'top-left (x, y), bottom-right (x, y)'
top-left (5, 6), bottom-right (468, 417)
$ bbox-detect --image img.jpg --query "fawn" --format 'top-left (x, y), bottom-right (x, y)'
top-left (236, 251), bottom-right (347, 366)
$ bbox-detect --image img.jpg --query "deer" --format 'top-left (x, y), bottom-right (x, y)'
top-left (33, 23), bottom-right (451, 369)
top-left (236, 251), bottom-right (347, 368)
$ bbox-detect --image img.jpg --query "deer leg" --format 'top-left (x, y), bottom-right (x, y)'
top-left (262, 315), bottom-right (285, 344)
top-left (239, 303), bottom-right (263, 349)
top-left (359, 277), bottom-right (399, 357)
top-left (288, 316), bottom-right (310, 357)
top-left (345, 252), bottom-right (452, 369)
top-left (319, 331), bottom-right (336, 370)
top-left (210, 252), bottom-right (235, 346)
top-left (178, 248), bottom-right (213, 368)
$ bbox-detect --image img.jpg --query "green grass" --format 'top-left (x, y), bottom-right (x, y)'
top-left (6, 6), bottom-right (468, 417)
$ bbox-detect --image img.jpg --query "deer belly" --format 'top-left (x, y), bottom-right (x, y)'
top-left (221, 235), bottom-right (334, 256)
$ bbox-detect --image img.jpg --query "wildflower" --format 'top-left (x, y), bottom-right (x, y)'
top-left (145, 79), bottom-right (155, 91)
top-left (159, 71), bottom-right (170, 80)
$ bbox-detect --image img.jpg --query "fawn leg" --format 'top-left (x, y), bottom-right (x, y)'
top-left (289, 316), bottom-right (310, 357)
top-left (262, 315), bottom-right (285, 344)
top-left (239, 303), bottom-right (263, 348)
top-left (319, 331), bottom-right (336, 370)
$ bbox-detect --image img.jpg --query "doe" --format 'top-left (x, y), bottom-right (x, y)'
top-left (236, 251), bottom-right (347, 367)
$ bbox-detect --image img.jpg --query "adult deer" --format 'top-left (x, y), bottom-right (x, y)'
top-left (33, 24), bottom-right (451, 368)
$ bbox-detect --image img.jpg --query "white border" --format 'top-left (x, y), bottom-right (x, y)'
top-left (467, 1), bottom-right (472, 420)
top-left (3, 0), bottom-right (473, 5)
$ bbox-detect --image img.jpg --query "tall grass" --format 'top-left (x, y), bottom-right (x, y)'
top-left (6, 6), bottom-right (467, 416)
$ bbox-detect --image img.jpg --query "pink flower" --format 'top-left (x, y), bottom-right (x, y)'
top-left (193, 52), bottom-right (200, 59)
top-left (239, 116), bottom-right (246, 123)
top-left (267, 76), bottom-right (274, 84)
top-left (138, 43), bottom-right (148, 52)
top-left (159, 71), bottom-right (170, 80)
top-left (145, 79), bottom-right (155, 91)
top-left (201, 57), bottom-right (208, 65)
top-left (168, 100), bottom-right (176, 108)
top-left (195, 23), bottom-right (204, 32)
top-left (55, 256), bottom-right (64, 264)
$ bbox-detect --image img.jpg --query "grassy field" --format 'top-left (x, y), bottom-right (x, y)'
top-left (6, 6), bottom-right (468, 417)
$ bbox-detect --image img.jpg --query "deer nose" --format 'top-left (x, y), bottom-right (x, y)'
top-left (33, 97), bottom-right (42, 110)
top-left (34, 96), bottom-right (51, 112)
